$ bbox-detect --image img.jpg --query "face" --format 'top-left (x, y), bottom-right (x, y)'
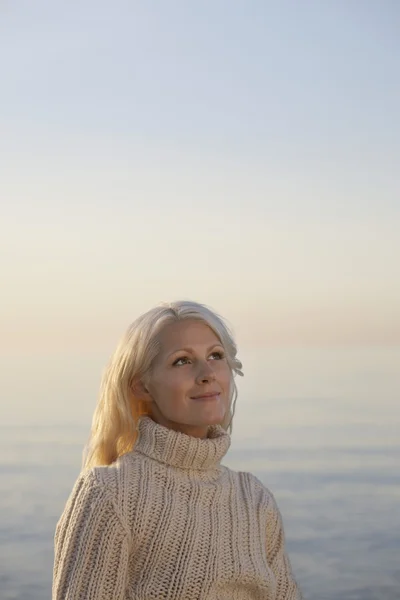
top-left (137, 320), bottom-right (232, 438)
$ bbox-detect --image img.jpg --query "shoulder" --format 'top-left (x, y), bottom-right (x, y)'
top-left (62, 451), bottom-right (136, 533)
top-left (228, 468), bottom-right (280, 513)
top-left (87, 451), bottom-right (135, 515)
top-left (55, 465), bottom-right (131, 545)
top-left (89, 452), bottom-right (132, 491)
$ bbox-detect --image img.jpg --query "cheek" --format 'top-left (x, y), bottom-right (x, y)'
top-left (216, 362), bottom-right (233, 386)
top-left (159, 369), bottom-right (192, 394)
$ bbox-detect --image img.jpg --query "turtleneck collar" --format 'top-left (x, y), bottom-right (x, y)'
top-left (134, 415), bottom-right (231, 471)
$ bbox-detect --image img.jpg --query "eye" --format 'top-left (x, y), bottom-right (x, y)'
top-left (210, 351), bottom-right (225, 360)
top-left (173, 356), bottom-right (191, 366)
top-left (172, 350), bottom-right (225, 367)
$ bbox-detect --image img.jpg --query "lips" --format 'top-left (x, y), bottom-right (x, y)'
top-left (191, 392), bottom-right (220, 399)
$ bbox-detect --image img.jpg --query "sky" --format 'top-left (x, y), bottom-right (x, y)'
top-left (1, 0), bottom-right (400, 357)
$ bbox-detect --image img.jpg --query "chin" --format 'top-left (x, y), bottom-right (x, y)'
top-left (202, 413), bottom-right (226, 426)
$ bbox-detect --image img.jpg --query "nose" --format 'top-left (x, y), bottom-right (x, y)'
top-left (195, 361), bottom-right (216, 384)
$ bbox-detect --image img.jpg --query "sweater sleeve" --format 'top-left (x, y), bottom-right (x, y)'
top-left (265, 492), bottom-right (302, 600)
top-left (52, 470), bottom-right (130, 600)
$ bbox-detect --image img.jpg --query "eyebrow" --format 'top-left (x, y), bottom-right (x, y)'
top-left (167, 344), bottom-right (223, 359)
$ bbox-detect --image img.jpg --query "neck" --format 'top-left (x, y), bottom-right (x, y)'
top-left (134, 415), bottom-right (231, 473)
top-left (148, 413), bottom-right (211, 439)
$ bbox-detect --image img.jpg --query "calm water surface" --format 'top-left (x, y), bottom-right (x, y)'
top-left (1, 347), bottom-right (399, 600)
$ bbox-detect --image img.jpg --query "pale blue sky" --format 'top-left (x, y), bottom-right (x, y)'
top-left (1, 1), bottom-right (399, 353)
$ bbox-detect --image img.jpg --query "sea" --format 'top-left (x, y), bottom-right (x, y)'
top-left (0, 346), bottom-right (399, 600)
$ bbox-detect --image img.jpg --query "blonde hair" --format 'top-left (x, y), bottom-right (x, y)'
top-left (82, 300), bottom-right (243, 470)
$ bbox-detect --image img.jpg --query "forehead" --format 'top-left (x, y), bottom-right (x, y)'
top-left (157, 320), bottom-right (221, 352)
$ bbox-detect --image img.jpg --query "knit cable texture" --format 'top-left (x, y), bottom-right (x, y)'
top-left (53, 416), bottom-right (302, 599)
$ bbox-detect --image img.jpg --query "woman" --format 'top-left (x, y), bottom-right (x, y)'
top-left (52, 300), bottom-right (302, 599)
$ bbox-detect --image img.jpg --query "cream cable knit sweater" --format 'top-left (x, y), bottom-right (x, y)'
top-left (53, 416), bottom-right (302, 600)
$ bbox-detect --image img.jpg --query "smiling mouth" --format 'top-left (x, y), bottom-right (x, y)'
top-left (191, 393), bottom-right (220, 400)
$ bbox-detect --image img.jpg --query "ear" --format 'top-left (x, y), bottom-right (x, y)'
top-left (131, 378), bottom-right (150, 400)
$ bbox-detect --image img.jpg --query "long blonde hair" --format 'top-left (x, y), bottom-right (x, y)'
top-left (82, 300), bottom-right (243, 470)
